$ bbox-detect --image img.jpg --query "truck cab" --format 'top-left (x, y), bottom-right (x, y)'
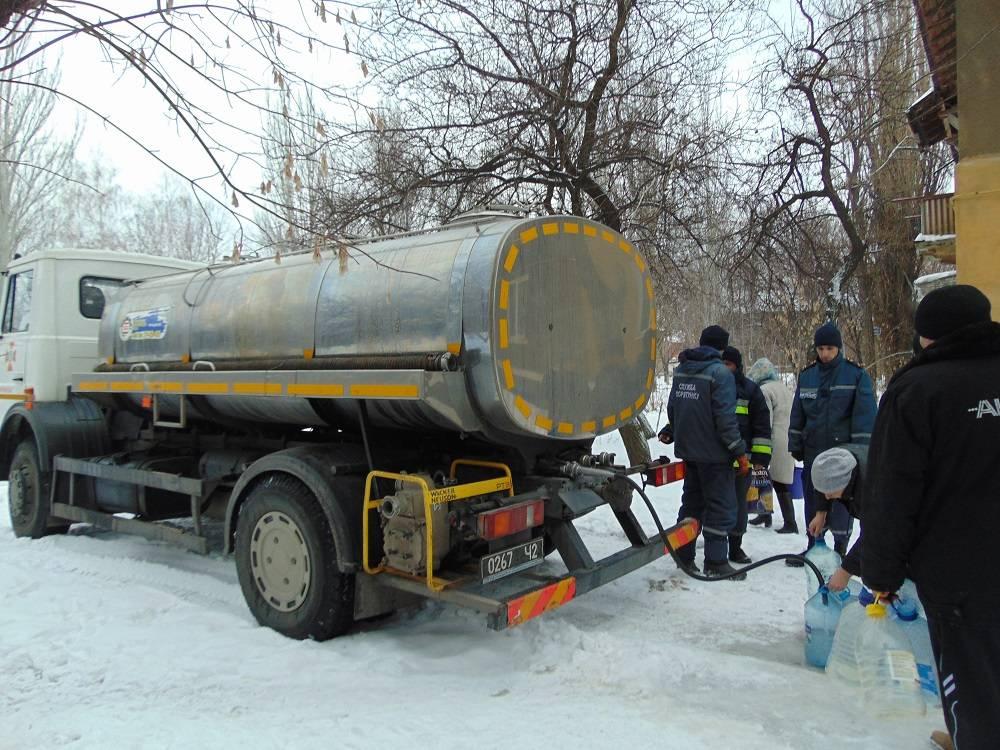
top-left (0, 249), bottom-right (205, 420)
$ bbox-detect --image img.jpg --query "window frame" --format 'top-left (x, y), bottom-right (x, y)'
top-left (2, 269), bottom-right (35, 334)
top-left (79, 275), bottom-right (126, 320)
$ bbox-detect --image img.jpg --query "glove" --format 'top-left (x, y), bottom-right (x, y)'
top-left (736, 454), bottom-right (751, 477)
top-left (658, 427), bottom-right (674, 445)
top-left (791, 450), bottom-right (804, 462)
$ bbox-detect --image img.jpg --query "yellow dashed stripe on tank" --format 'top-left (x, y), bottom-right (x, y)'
top-left (502, 359), bottom-right (515, 390)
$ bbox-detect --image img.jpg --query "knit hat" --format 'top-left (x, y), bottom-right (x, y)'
top-left (699, 325), bottom-right (729, 351)
top-left (722, 346), bottom-right (743, 371)
top-left (811, 448), bottom-right (857, 494)
top-left (914, 285), bottom-right (992, 340)
top-left (813, 322), bottom-right (842, 349)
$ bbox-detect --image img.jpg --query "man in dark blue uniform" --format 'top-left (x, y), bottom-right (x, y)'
top-left (787, 322), bottom-right (876, 565)
top-left (721, 346), bottom-right (771, 565)
top-left (659, 325), bottom-right (749, 579)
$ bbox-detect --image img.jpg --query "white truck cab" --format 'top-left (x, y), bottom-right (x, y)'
top-left (0, 249), bottom-right (205, 421)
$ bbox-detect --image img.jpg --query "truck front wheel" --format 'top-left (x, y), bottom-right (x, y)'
top-left (235, 474), bottom-right (354, 640)
top-left (8, 441), bottom-right (68, 538)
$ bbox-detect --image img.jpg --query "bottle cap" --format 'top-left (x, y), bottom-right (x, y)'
top-left (895, 599), bottom-right (919, 621)
top-left (865, 603), bottom-right (887, 619)
top-left (858, 588), bottom-right (875, 606)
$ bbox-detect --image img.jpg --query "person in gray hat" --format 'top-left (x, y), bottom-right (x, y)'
top-left (807, 445), bottom-right (868, 592)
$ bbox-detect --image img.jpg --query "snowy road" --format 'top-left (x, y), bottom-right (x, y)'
top-left (0, 432), bottom-right (938, 749)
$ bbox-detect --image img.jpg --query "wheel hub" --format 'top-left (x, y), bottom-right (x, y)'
top-left (249, 511), bottom-right (311, 612)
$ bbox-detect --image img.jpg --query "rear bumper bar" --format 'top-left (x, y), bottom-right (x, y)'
top-left (371, 517), bottom-right (700, 630)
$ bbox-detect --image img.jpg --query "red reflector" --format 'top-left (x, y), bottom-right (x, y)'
top-left (141, 396), bottom-right (153, 409)
top-left (478, 498), bottom-right (545, 540)
top-left (645, 460), bottom-right (685, 486)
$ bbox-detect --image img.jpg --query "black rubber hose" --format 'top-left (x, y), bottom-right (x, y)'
top-left (622, 475), bottom-right (826, 586)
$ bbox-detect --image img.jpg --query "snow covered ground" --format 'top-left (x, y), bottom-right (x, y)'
top-left (0, 429), bottom-right (939, 750)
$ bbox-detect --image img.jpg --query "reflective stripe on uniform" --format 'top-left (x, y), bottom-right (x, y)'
top-left (735, 405), bottom-right (750, 415)
top-left (751, 444), bottom-right (773, 455)
top-left (831, 385), bottom-right (856, 391)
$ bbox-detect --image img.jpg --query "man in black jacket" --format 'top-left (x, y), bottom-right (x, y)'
top-left (659, 325), bottom-right (749, 579)
top-left (862, 285), bottom-right (1000, 750)
top-left (721, 346), bottom-right (771, 565)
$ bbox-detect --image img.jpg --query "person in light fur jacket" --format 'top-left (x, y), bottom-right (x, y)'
top-left (745, 357), bottom-right (798, 533)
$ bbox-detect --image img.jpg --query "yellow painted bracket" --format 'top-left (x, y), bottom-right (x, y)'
top-left (362, 463), bottom-right (514, 592)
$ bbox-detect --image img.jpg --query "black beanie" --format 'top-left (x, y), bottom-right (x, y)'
top-left (722, 346), bottom-right (743, 371)
top-left (699, 324), bottom-right (729, 351)
top-left (814, 321), bottom-right (843, 349)
top-left (914, 285), bottom-right (992, 340)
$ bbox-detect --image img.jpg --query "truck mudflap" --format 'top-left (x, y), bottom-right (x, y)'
top-left (370, 517), bottom-right (700, 630)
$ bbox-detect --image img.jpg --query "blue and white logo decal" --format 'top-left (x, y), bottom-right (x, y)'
top-left (119, 307), bottom-right (170, 341)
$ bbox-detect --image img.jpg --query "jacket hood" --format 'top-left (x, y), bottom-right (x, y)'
top-left (746, 357), bottom-right (779, 385)
top-left (891, 320), bottom-right (1000, 386)
top-left (679, 345), bottom-right (723, 363)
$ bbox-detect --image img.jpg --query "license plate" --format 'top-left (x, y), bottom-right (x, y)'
top-left (480, 537), bottom-right (544, 583)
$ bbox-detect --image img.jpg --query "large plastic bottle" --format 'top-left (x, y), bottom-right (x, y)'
top-left (857, 603), bottom-right (926, 718)
top-left (804, 585), bottom-right (850, 668)
top-left (898, 579), bottom-right (925, 617)
top-left (804, 537), bottom-right (842, 598)
top-left (894, 598), bottom-right (940, 707)
top-left (826, 588), bottom-right (875, 685)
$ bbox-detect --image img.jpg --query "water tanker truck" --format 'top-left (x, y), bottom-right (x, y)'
top-left (0, 213), bottom-right (694, 639)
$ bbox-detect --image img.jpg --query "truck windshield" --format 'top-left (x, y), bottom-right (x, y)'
top-left (2, 270), bottom-right (34, 333)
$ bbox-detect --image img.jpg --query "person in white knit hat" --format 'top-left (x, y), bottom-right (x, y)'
top-left (807, 444), bottom-right (868, 592)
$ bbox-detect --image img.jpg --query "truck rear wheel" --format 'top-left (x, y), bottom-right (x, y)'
top-left (235, 474), bottom-right (354, 640)
top-left (8, 441), bottom-right (68, 538)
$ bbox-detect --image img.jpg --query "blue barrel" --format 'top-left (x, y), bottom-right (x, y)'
top-left (791, 466), bottom-right (805, 500)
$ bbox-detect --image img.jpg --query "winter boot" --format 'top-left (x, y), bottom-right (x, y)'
top-left (749, 514), bottom-right (772, 528)
top-left (930, 730), bottom-right (954, 750)
top-left (775, 490), bottom-right (799, 534)
top-left (704, 560), bottom-right (747, 581)
top-left (728, 538), bottom-right (752, 565)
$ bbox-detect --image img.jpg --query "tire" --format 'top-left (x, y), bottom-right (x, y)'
top-left (7, 440), bottom-right (68, 538)
top-left (234, 474), bottom-right (354, 640)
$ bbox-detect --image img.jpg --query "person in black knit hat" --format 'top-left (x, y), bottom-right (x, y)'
top-left (787, 320), bottom-right (877, 566)
top-left (659, 325), bottom-right (750, 579)
top-left (863, 284), bottom-right (1000, 750)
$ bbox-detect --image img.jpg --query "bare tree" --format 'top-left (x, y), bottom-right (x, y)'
top-left (0, 18), bottom-right (79, 266)
top-left (47, 159), bottom-right (227, 262)
top-left (737, 0), bottom-right (950, 369)
top-left (286, 0), bottom-right (760, 242)
top-left (1, 1), bottom-right (369, 241)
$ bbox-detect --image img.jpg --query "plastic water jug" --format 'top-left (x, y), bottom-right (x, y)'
top-left (857, 603), bottom-right (926, 718)
top-left (804, 585), bottom-right (850, 668)
top-left (894, 598), bottom-right (940, 707)
top-left (898, 579), bottom-right (925, 617)
top-left (826, 588), bottom-right (875, 685)
top-left (804, 537), bottom-right (842, 598)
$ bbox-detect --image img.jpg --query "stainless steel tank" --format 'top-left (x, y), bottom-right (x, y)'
top-left (97, 214), bottom-right (657, 442)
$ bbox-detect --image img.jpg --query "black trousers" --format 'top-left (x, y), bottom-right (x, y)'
top-left (923, 594), bottom-right (1000, 750)
top-left (675, 461), bottom-right (736, 564)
